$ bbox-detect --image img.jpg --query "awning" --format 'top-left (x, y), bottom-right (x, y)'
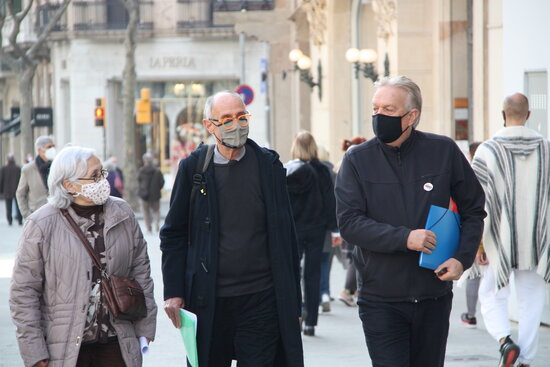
top-left (0, 115), bottom-right (21, 135)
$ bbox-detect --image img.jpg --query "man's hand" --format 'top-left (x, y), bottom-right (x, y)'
top-left (406, 229), bottom-right (436, 254)
top-left (331, 236), bottom-right (343, 247)
top-left (34, 360), bottom-right (48, 367)
top-left (164, 297), bottom-right (185, 328)
top-left (476, 252), bottom-right (489, 265)
top-left (435, 258), bottom-right (464, 281)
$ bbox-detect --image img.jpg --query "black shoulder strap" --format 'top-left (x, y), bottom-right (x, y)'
top-left (187, 144), bottom-right (215, 245)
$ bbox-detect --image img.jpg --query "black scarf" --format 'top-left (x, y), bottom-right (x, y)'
top-left (35, 155), bottom-right (51, 190)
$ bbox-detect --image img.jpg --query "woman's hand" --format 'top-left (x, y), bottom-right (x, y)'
top-left (34, 360), bottom-right (49, 367)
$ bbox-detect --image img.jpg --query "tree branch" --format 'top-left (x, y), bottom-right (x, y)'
top-left (0, 1), bottom-right (19, 70)
top-left (27, 0), bottom-right (71, 59)
top-left (6, 0), bottom-right (32, 59)
top-left (16, 0), bottom-right (35, 22)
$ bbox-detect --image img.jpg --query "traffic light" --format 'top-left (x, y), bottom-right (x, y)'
top-left (95, 98), bottom-right (106, 127)
top-left (136, 88), bottom-right (151, 124)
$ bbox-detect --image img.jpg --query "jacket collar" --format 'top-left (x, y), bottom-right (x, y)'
top-left (378, 128), bottom-right (417, 156)
top-left (64, 198), bottom-right (129, 234)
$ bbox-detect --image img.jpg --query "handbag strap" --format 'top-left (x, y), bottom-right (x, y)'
top-left (60, 209), bottom-right (104, 272)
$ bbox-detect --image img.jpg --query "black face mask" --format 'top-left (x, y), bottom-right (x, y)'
top-left (372, 112), bottom-right (411, 143)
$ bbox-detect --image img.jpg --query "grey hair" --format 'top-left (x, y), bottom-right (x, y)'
top-left (203, 90), bottom-right (245, 120)
top-left (142, 152), bottom-right (154, 164)
top-left (375, 76), bottom-right (423, 128)
top-left (35, 135), bottom-right (54, 152)
top-left (103, 160), bottom-right (116, 172)
top-left (47, 146), bottom-right (96, 209)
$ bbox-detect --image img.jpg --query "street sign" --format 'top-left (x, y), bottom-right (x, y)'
top-left (235, 84), bottom-right (254, 105)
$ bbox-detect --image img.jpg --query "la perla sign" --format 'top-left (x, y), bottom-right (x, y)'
top-left (149, 56), bottom-right (197, 69)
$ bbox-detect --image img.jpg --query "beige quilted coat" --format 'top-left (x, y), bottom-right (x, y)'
top-left (16, 160), bottom-right (49, 218)
top-left (9, 197), bottom-right (157, 367)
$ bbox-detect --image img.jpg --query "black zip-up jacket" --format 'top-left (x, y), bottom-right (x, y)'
top-left (335, 130), bottom-right (486, 302)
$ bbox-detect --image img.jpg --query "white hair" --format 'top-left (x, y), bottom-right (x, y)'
top-left (47, 146), bottom-right (96, 209)
top-left (35, 135), bottom-right (54, 152)
top-left (375, 76), bottom-right (423, 128)
top-left (203, 91), bottom-right (245, 120)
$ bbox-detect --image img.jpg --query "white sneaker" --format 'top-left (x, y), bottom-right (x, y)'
top-left (321, 294), bottom-right (331, 312)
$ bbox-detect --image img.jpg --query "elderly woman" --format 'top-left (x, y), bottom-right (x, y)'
top-left (9, 146), bottom-right (157, 367)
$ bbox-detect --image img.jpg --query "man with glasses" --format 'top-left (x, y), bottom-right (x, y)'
top-left (161, 91), bottom-right (304, 367)
top-left (16, 136), bottom-right (56, 218)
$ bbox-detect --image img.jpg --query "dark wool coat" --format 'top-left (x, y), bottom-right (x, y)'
top-left (0, 161), bottom-right (21, 199)
top-left (160, 139), bottom-right (304, 367)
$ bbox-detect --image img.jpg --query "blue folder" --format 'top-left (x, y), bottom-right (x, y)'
top-left (419, 205), bottom-right (461, 270)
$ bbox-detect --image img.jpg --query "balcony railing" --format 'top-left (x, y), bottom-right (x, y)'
top-left (177, 0), bottom-right (213, 29)
top-left (36, 0), bottom-right (153, 33)
top-left (176, 0), bottom-right (274, 30)
top-left (73, 0), bottom-right (153, 31)
top-left (36, 3), bottom-right (68, 33)
top-left (213, 0), bottom-right (274, 12)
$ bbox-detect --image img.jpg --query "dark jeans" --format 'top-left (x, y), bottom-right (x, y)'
top-left (5, 198), bottom-right (22, 225)
top-left (76, 338), bottom-right (126, 367)
top-left (320, 251), bottom-right (332, 297)
top-left (297, 228), bottom-right (325, 326)
top-left (209, 287), bottom-right (280, 367)
top-left (358, 292), bottom-right (453, 367)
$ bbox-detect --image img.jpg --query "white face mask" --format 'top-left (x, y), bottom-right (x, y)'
top-left (75, 178), bottom-right (111, 205)
top-left (44, 147), bottom-right (57, 161)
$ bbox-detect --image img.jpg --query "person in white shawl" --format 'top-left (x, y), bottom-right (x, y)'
top-left (472, 93), bottom-right (550, 367)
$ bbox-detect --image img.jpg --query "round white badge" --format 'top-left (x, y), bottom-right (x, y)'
top-left (423, 182), bottom-right (433, 192)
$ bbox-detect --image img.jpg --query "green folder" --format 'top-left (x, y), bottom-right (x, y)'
top-left (179, 309), bottom-right (198, 367)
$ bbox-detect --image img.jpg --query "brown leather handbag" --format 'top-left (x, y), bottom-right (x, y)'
top-left (61, 209), bottom-right (147, 321)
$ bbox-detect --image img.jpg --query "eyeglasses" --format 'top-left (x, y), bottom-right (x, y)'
top-left (78, 168), bottom-right (108, 183)
top-left (209, 113), bottom-right (251, 130)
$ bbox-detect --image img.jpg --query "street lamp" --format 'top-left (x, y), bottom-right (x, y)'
top-left (287, 48), bottom-right (322, 101)
top-left (345, 47), bottom-right (389, 82)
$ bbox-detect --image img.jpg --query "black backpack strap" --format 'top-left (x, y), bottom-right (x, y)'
top-left (187, 144), bottom-right (215, 245)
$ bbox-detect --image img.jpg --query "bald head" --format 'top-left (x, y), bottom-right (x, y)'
top-left (203, 91), bottom-right (245, 120)
top-left (502, 93), bottom-right (530, 126)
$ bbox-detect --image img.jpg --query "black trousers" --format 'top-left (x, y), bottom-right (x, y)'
top-left (209, 287), bottom-right (280, 367)
top-left (76, 338), bottom-right (126, 367)
top-left (358, 292), bottom-right (453, 367)
top-left (297, 228), bottom-right (325, 327)
top-left (5, 197), bottom-right (22, 225)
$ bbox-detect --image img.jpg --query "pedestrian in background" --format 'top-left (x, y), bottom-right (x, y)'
top-left (0, 153), bottom-right (23, 225)
top-left (336, 136), bottom-right (366, 307)
top-left (137, 153), bottom-right (165, 233)
top-left (16, 136), bottom-right (56, 219)
top-left (285, 131), bottom-right (338, 336)
top-left (474, 93), bottom-right (550, 367)
top-left (317, 145), bottom-right (340, 313)
top-left (335, 76), bottom-right (486, 367)
top-left (161, 91), bottom-right (303, 367)
top-left (9, 146), bottom-right (157, 367)
top-left (459, 141), bottom-right (486, 328)
top-left (104, 160), bottom-right (124, 198)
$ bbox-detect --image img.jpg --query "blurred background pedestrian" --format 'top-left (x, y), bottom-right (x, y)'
top-left (16, 136), bottom-right (56, 219)
top-left (336, 136), bottom-right (366, 307)
top-left (285, 131), bottom-right (338, 336)
top-left (138, 152), bottom-right (165, 233)
top-left (104, 160), bottom-right (124, 198)
top-left (0, 154), bottom-right (23, 226)
top-left (317, 145), bottom-right (341, 313)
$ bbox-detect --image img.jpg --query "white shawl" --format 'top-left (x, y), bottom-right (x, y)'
top-left (472, 126), bottom-right (550, 290)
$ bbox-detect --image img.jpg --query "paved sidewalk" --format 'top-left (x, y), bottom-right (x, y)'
top-left (1, 199), bottom-right (549, 366)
